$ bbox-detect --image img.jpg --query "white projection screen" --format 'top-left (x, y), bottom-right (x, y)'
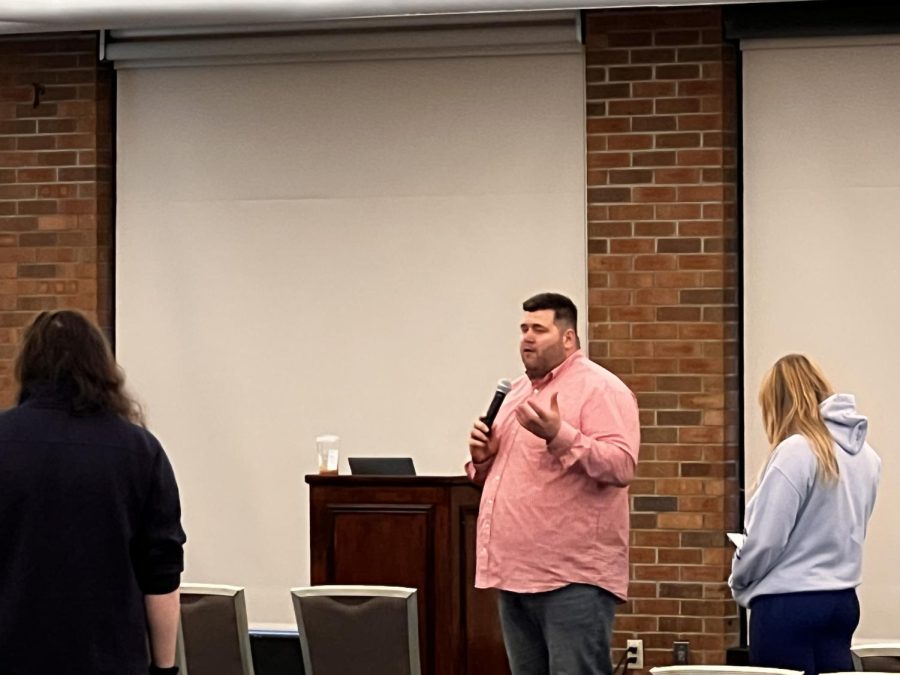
top-left (116, 52), bottom-right (586, 625)
top-left (743, 36), bottom-right (900, 639)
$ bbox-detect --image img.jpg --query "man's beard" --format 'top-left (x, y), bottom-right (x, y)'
top-left (525, 362), bottom-right (549, 380)
top-left (523, 349), bottom-right (563, 380)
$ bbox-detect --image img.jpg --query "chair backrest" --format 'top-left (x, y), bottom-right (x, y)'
top-left (649, 667), bottom-right (803, 675)
top-left (179, 583), bottom-right (256, 675)
top-left (852, 644), bottom-right (900, 672)
top-left (291, 585), bottom-right (421, 675)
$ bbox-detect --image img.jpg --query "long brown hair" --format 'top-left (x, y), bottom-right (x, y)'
top-left (14, 310), bottom-right (144, 425)
top-left (758, 353), bottom-right (837, 483)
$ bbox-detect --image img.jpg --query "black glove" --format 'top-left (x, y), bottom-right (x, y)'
top-left (149, 665), bottom-right (179, 675)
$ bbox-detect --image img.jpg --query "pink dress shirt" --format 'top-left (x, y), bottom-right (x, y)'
top-left (466, 351), bottom-right (640, 600)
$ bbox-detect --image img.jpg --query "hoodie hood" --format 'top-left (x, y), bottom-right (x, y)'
top-left (820, 393), bottom-right (868, 455)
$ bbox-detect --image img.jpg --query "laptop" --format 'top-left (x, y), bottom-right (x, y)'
top-left (348, 457), bottom-right (417, 476)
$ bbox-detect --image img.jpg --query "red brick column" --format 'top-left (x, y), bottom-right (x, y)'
top-left (0, 33), bottom-right (113, 406)
top-left (584, 8), bottom-right (741, 667)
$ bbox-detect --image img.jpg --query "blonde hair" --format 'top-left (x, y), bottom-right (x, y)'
top-left (757, 353), bottom-right (838, 485)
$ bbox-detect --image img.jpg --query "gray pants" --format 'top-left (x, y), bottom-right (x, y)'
top-left (498, 583), bottom-right (616, 675)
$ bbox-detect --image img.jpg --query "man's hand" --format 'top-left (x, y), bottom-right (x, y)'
top-left (515, 392), bottom-right (561, 442)
top-left (469, 419), bottom-right (498, 464)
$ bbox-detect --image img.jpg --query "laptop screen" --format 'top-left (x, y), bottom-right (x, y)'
top-left (347, 457), bottom-right (417, 476)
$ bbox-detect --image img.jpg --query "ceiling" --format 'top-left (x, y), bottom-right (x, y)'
top-left (0, 0), bottom-right (816, 35)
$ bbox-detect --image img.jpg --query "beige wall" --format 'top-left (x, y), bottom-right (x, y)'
top-left (116, 53), bottom-right (586, 626)
top-left (743, 35), bottom-right (900, 639)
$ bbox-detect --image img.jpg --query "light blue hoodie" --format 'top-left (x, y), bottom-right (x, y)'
top-left (729, 393), bottom-right (881, 607)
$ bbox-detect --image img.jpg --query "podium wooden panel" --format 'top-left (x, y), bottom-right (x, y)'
top-left (306, 475), bottom-right (510, 675)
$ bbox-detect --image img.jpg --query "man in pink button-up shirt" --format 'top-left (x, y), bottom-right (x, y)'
top-left (467, 292), bottom-right (640, 675)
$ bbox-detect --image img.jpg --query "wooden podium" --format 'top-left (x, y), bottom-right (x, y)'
top-left (305, 475), bottom-right (510, 675)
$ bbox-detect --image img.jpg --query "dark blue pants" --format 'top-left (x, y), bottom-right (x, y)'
top-left (498, 583), bottom-right (616, 675)
top-left (749, 589), bottom-right (859, 675)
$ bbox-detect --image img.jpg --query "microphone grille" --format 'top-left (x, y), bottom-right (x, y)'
top-left (497, 378), bottom-right (512, 394)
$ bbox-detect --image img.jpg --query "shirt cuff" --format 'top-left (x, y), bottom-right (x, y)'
top-left (138, 570), bottom-right (182, 595)
top-left (465, 458), bottom-right (494, 483)
top-left (149, 666), bottom-right (180, 675)
top-left (546, 421), bottom-right (580, 468)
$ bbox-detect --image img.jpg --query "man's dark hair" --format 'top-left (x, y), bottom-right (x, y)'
top-left (522, 292), bottom-right (578, 332)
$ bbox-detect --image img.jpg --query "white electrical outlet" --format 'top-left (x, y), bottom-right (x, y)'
top-left (627, 639), bottom-right (644, 670)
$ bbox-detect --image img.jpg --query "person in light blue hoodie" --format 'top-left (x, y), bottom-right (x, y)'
top-left (730, 354), bottom-right (880, 675)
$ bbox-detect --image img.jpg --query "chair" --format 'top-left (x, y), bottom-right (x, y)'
top-left (650, 667), bottom-right (803, 675)
top-left (290, 585), bottom-right (421, 675)
top-left (178, 583), bottom-right (256, 675)
top-left (852, 644), bottom-right (900, 672)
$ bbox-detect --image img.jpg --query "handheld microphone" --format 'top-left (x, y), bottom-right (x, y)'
top-left (482, 379), bottom-right (512, 432)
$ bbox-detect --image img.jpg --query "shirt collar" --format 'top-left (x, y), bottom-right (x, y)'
top-left (19, 378), bottom-right (78, 407)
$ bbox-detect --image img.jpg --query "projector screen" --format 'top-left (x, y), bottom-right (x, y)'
top-left (742, 35), bottom-right (900, 639)
top-left (116, 52), bottom-right (586, 625)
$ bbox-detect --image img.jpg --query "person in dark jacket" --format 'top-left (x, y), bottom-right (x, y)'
top-left (0, 310), bottom-right (187, 675)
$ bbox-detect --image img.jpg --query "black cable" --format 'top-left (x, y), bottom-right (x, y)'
top-left (613, 647), bottom-right (637, 675)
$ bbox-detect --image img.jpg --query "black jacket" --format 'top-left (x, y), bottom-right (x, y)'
top-left (0, 383), bottom-right (186, 675)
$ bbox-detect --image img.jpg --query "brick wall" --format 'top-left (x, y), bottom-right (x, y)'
top-left (584, 7), bottom-right (741, 667)
top-left (0, 33), bottom-right (113, 407)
